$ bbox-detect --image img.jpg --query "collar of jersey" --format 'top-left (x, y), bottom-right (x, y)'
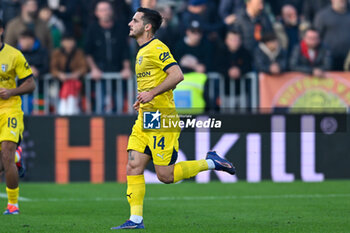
top-left (139, 38), bottom-right (156, 50)
top-left (0, 43), bottom-right (4, 52)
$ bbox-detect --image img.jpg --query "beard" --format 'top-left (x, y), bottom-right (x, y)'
top-left (129, 28), bottom-right (143, 38)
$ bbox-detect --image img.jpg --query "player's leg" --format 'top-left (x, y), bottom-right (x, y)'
top-left (0, 151), bottom-right (3, 173)
top-left (126, 150), bottom-right (150, 222)
top-left (152, 131), bottom-right (235, 183)
top-left (111, 150), bottom-right (150, 230)
top-left (0, 147), bottom-right (24, 177)
top-left (155, 159), bottom-right (210, 184)
top-left (1, 141), bottom-right (20, 215)
top-left (155, 151), bottom-right (236, 184)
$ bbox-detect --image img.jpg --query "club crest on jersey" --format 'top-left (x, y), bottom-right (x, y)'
top-left (138, 56), bottom-right (143, 65)
top-left (1, 64), bottom-right (8, 72)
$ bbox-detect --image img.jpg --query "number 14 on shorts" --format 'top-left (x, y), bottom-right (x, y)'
top-left (153, 136), bottom-right (165, 150)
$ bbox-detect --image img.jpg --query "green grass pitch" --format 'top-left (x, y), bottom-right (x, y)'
top-left (0, 181), bottom-right (349, 233)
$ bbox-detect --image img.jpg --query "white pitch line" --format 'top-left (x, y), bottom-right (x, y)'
top-left (1, 193), bottom-right (349, 202)
top-left (0, 193), bottom-right (31, 201)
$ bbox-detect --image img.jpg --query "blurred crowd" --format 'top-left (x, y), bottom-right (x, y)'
top-left (1, 0), bottom-right (350, 114)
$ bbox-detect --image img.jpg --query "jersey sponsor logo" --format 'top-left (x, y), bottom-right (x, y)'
top-left (138, 56), bottom-right (143, 65)
top-left (24, 62), bottom-right (30, 70)
top-left (137, 71), bottom-right (151, 78)
top-left (159, 52), bottom-right (171, 63)
top-left (143, 110), bottom-right (161, 129)
top-left (0, 76), bottom-right (10, 81)
top-left (1, 64), bottom-right (8, 72)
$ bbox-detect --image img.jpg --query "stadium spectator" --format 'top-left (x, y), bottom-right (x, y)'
top-left (88, 0), bottom-right (132, 25)
top-left (17, 30), bottom-right (49, 114)
top-left (215, 29), bottom-right (252, 94)
top-left (314, 0), bottom-right (350, 70)
top-left (180, 0), bottom-right (224, 40)
top-left (85, 0), bottom-right (131, 112)
top-left (155, 5), bottom-right (180, 51)
top-left (4, 0), bottom-right (52, 50)
top-left (289, 28), bottom-right (332, 77)
top-left (85, 1), bottom-right (131, 80)
top-left (17, 30), bottom-right (49, 79)
top-left (254, 33), bottom-right (288, 75)
top-left (173, 56), bottom-right (208, 114)
top-left (51, 34), bottom-right (88, 115)
top-left (38, 6), bottom-right (65, 48)
top-left (274, 4), bottom-right (309, 57)
top-left (39, 0), bottom-right (81, 35)
top-left (302, 0), bottom-right (329, 22)
top-left (218, 0), bottom-right (245, 27)
top-left (174, 20), bottom-right (212, 73)
top-left (234, 0), bottom-right (274, 52)
top-left (0, 0), bottom-right (21, 26)
top-left (266, 0), bottom-right (303, 17)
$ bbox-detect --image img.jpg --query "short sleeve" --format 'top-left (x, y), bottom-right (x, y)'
top-left (151, 45), bottom-right (178, 72)
top-left (15, 51), bottom-right (33, 80)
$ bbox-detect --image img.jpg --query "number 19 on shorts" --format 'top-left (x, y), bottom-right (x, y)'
top-left (153, 136), bottom-right (165, 150)
top-left (8, 117), bottom-right (17, 128)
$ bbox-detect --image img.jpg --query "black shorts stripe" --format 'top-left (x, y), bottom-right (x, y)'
top-left (168, 148), bottom-right (178, 165)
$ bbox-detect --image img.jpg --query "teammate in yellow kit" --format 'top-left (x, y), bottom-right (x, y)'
top-left (111, 8), bottom-right (235, 230)
top-left (0, 19), bottom-right (36, 215)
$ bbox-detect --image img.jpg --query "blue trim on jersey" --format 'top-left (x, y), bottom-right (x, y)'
top-left (163, 62), bottom-right (178, 72)
top-left (19, 74), bottom-right (33, 82)
top-left (0, 43), bottom-right (4, 52)
top-left (139, 38), bottom-right (156, 50)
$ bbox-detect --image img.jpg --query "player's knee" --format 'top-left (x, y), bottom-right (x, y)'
top-left (157, 174), bottom-right (173, 184)
top-left (126, 161), bottom-right (143, 175)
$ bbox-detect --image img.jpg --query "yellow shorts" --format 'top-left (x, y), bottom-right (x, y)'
top-left (127, 117), bottom-right (180, 166)
top-left (0, 110), bottom-right (24, 151)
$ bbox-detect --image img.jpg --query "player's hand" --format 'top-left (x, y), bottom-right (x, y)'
top-left (0, 88), bottom-right (13, 100)
top-left (137, 91), bottom-right (154, 104)
top-left (133, 100), bottom-right (140, 112)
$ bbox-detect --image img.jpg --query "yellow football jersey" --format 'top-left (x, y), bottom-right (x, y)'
top-left (135, 38), bottom-right (178, 111)
top-left (0, 43), bottom-right (33, 113)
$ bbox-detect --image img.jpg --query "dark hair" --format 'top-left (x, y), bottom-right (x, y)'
top-left (227, 29), bottom-right (241, 37)
top-left (95, 0), bottom-right (113, 9)
top-left (61, 33), bottom-right (75, 41)
top-left (261, 33), bottom-right (278, 43)
top-left (0, 19), bottom-right (3, 29)
top-left (137, 7), bottom-right (162, 34)
top-left (20, 30), bottom-right (36, 39)
top-left (21, 0), bottom-right (37, 6)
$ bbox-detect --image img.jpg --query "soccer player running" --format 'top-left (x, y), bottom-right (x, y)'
top-left (0, 19), bottom-right (36, 215)
top-left (112, 8), bottom-right (235, 230)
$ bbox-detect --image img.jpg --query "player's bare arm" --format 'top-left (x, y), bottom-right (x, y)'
top-left (137, 65), bottom-right (184, 103)
top-left (0, 76), bottom-right (35, 100)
